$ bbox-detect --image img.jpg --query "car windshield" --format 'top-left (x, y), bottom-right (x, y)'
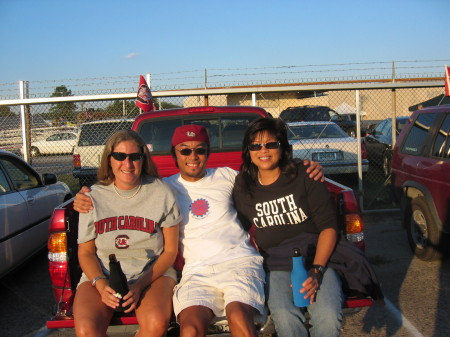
top-left (287, 124), bottom-right (348, 140)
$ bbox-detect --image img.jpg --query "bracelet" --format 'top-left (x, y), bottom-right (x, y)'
top-left (91, 276), bottom-right (107, 287)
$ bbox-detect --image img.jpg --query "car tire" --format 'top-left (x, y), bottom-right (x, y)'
top-left (407, 197), bottom-right (445, 261)
top-left (30, 146), bottom-right (40, 157)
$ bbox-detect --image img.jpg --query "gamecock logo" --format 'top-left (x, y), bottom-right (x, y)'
top-left (115, 234), bottom-right (130, 249)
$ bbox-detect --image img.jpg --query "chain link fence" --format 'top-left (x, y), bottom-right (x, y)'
top-left (0, 70), bottom-right (448, 211)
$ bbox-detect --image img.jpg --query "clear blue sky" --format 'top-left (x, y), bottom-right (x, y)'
top-left (1, 0), bottom-right (449, 84)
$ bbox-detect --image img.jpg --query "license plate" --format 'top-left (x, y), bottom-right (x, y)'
top-left (312, 151), bottom-right (343, 161)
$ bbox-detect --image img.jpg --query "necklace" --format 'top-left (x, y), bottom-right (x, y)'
top-left (113, 182), bottom-right (142, 199)
top-left (258, 171), bottom-right (280, 186)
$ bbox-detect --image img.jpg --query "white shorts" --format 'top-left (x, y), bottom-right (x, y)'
top-left (173, 255), bottom-right (265, 318)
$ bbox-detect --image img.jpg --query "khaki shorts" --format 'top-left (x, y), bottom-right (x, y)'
top-left (173, 255), bottom-right (265, 318)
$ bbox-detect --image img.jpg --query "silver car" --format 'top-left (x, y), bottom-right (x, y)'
top-left (0, 150), bottom-right (72, 278)
top-left (287, 121), bottom-right (369, 175)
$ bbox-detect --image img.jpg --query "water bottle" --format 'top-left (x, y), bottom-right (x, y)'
top-left (108, 254), bottom-right (130, 312)
top-left (291, 248), bottom-right (310, 307)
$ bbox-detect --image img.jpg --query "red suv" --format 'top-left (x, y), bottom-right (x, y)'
top-left (391, 104), bottom-right (450, 261)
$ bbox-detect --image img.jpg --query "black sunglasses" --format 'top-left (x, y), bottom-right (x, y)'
top-left (248, 141), bottom-right (281, 151)
top-left (110, 152), bottom-right (144, 161)
top-left (176, 148), bottom-right (207, 156)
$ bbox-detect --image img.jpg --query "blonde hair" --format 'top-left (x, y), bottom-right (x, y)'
top-left (97, 129), bottom-right (159, 185)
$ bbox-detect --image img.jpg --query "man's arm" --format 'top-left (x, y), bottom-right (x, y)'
top-left (74, 186), bottom-right (94, 213)
top-left (303, 160), bottom-right (324, 182)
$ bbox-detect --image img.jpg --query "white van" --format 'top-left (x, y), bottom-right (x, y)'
top-left (72, 119), bottom-right (133, 187)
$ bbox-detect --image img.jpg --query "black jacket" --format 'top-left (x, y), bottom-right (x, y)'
top-left (264, 232), bottom-right (384, 302)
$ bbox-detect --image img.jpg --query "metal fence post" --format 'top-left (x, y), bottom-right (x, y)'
top-left (356, 89), bottom-right (364, 210)
top-left (19, 80), bottom-right (31, 163)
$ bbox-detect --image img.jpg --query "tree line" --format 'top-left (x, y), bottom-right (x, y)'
top-left (0, 85), bottom-right (181, 124)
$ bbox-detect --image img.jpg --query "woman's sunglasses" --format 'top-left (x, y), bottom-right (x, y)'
top-left (110, 152), bottom-right (144, 161)
top-left (248, 141), bottom-right (281, 151)
top-left (176, 148), bottom-right (207, 156)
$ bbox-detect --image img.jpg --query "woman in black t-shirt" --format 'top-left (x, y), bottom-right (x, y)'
top-left (233, 117), bottom-right (343, 337)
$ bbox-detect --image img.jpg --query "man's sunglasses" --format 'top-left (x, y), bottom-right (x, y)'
top-left (176, 148), bottom-right (207, 156)
top-left (248, 142), bottom-right (281, 151)
top-left (110, 152), bottom-right (144, 161)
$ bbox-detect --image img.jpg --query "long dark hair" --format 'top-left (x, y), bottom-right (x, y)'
top-left (240, 117), bottom-right (298, 193)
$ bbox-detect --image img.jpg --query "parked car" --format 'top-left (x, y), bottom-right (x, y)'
top-left (391, 105), bottom-right (450, 261)
top-left (364, 116), bottom-right (409, 177)
top-left (72, 119), bottom-right (134, 187)
top-left (287, 121), bottom-right (369, 176)
top-left (0, 150), bottom-right (72, 278)
top-left (280, 105), bottom-right (357, 137)
top-left (29, 131), bottom-right (78, 156)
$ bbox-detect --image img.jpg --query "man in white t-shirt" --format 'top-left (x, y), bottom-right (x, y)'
top-left (166, 124), bottom-right (265, 337)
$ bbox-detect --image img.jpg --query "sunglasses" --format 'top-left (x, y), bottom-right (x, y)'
top-left (176, 148), bottom-right (207, 156)
top-left (248, 141), bottom-right (281, 151)
top-left (110, 152), bottom-right (144, 161)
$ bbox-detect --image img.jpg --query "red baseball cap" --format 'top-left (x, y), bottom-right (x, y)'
top-left (171, 124), bottom-right (210, 146)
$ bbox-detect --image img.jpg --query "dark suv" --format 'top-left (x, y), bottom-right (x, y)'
top-left (280, 105), bottom-right (357, 137)
top-left (391, 104), bottom-right (450, 261)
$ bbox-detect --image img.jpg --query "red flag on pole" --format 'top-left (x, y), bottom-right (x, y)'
top-left (135, 75), bottom-right (155, 112)
top-left (445, 65), bottom-right (450, 97)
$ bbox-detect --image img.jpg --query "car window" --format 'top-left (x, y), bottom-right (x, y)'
top-left (432, 113), bottom-right (450, 158)
top-left (136, 113), bottom-right (260, 153)
top-left (0, 156), bottom-right (40, 190)
top-left (401, 113), bottom-right (436, 155)
top-left (47, 134), bottom-right (59, 141)
top-left (375, 120), bottom-right (387, 135)
top-left (78, 121), bottom-right (133, 146)
top-left (0, 167), bottom-right (11, 193)
top-left (66, 133), bottom-right (77, 140)
top-left (139, 119), bottom-right (182, 152)
top-left (397, 119), bottom-right (408, 133)
top-left (288, 124), bottom-right (347, 139)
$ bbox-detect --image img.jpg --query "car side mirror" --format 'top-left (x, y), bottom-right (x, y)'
top-left (42, 173), bottom-right (57, 185)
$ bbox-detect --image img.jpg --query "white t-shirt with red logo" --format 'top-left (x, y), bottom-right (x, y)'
top-left (77, 175), bottom-right (181, 282)
top-left (164, 167), bottom-right (260, 275)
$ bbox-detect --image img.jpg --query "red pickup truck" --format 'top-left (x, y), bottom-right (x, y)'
top-left (46, 106), bottom-right (373, 335)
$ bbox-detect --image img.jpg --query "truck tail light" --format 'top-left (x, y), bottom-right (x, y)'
top-left (48, 232), bottom-right (70, 288)
top-left (340, 190), bottom-right (366, 251)
top-left (48, 232), bottom-right (67, 253)
top-left (361, 143), bottom-right (368, 159)
top-left (73, 154), bottom-right (81, 169)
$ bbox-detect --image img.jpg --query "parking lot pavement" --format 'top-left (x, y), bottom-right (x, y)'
top-left (341, 210), bottom-right (450, 337)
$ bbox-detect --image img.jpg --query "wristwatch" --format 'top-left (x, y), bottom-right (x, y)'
top-left (311, 264), bottom-right (326, 279)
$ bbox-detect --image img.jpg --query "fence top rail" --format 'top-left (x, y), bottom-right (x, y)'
top-left (0, 79), bottom-right (444, 106)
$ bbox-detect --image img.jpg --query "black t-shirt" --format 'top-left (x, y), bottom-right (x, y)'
top-left (233, 164), bottom-right (338, 260)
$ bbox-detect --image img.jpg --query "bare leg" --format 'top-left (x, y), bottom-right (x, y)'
top-left (73, 281), bottom-right (114, 337)
top-left (225, 301), bottom-right (257, 337)
top-left (178, 305), bottom-right (214, 337)
top-left (135, 276), bottom-right (176, 337)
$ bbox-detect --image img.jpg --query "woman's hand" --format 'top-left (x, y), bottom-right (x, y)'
top-left (96, 282), bottom-right (121, 310)
top-left (303, 159), bottom-right (325, 182)
top-left (300, 273), bottom-right (321, 304)
top-left (121, 283), bottom-right (145, 313)
top-left (74, 186), bottom-right (94, 213)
